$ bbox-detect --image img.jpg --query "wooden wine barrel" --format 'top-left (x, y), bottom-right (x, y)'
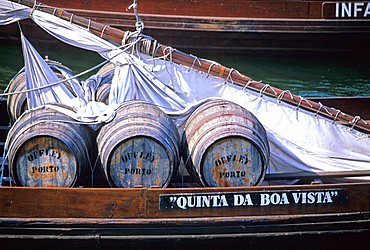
top-left (95, 83), bottom-right (111, 105)
top-left (6, 60), bottom-right (76, 123)
top-left (97, 100), bottom-right (180, 188)
top-left (95, 63), bottom-right (115, 104)
top-left (6, 105), bottom-right (95, 187)
top-left (181, 99), bottom-right (270, 187)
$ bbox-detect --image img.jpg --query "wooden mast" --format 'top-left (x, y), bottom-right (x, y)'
top-left (14, 0), bottom-right (370, 133)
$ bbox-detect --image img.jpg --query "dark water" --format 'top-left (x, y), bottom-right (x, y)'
top-left (0, 43), bottom-right (104, 92)
top-left (212, 55), bottom-right (370, 97)
top-left (1, 43), bottom-right (369, 97)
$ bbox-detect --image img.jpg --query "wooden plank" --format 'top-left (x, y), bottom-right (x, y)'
top-left (0, 183), bottom-right (368, 219)
top-left (0, 212), bottom-right (368, 250)
top-left (0, 187), bottom-right (146, 218)
top-left (38, 0), bottom-right (312, 19)
top-left (47, 8), bottom-right (370, 33)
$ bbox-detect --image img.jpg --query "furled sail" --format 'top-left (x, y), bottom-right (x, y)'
top-left (0, 0), bottom-right (30, 25)
top-left (20, 32), bottom-right (84, 109)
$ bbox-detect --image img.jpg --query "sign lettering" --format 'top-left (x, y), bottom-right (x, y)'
top-left (323, 2), bottom-right (370, 19)
top-left (160, 189), bottom-right (348, 210)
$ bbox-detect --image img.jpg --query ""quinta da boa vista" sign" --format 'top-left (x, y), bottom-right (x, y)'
top-left (159, 189), bottom-right (348, 210)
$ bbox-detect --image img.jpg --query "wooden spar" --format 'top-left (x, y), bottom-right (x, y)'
top-left (15, 0), bottom-right (370, 133)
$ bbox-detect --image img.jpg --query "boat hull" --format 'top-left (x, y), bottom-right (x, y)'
top-left (0, 213), bottom-right (369, 250)
top-left (0, 183), bottom-right (369, 249)
top-left (1, 0), bottom-right (370, 55)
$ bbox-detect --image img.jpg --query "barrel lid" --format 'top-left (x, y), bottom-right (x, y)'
top-left (14, 136), bottom-right (78, 187)
top-left (201, 136), bottom-right (266, 187)
top-left (107, 136), bottom-right (173, 188)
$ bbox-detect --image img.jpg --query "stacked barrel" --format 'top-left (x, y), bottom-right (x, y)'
top-left (5, 62), bottom-right (94, 187)
top-left (6, 105), bottom-right (95, 187)
top-left (5, 62), bottom-right (270, 187)
top-left (97, 101), bottom-right (180, 188)
top-left (181, 99), bottom-right (270, 187)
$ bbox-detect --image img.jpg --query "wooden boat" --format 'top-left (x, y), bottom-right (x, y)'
top-left (0, 94), bottom-right (369, 248)
top-left (1, 0), bottom-right (370, 55)
top-left (0, 1), bottom-right (369, 249)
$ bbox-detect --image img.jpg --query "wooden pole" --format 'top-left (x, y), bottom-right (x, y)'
top-left (13, 0), bottom-right (370, 132)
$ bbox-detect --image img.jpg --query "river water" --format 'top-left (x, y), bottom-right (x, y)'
top-left (0, 42), bottom-right (369, 97)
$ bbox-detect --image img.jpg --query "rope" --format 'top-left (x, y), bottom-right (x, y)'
top-left (145, 47), bottom-right (175, 62)
top-left (86, 19), bottom-right (91, 31)
top-left (314, 102), bottom-right (323, 117)
top-left (322, 106), bottom-right (334, 117)
top-left (242, 80), bottom-right (253, 91)
top-left (259, 84), bottom-right (269, 96)
top-left (128, 0), bottom-right (144, 34)
top-left (296, 96), bottom-right (304, 110)
top-left (29, 0), bottom-right (39, 16)
top-left (187, 55), bottom-right (201, 72)
top-left (206, 62), bottom-right (217, 78)
top-left (151, 39), bottom-right (158, 59)
top-left (333, 109), bottom-right (341, 124)
top-left (162, 47), bottom-right (175, 62)
top-left (259, 84), bottom-right (278, 97)
top-left (277, 90), bottom-right (294, 103)
top-left (0, 39), bottom-right (139, 98)
top-left (224, 68), bottom-right (234, 84)
top-left (100, 25), bottom-right (109, 38)
top-left (304, 99), bottom-right (314, 108)
top-left (350, 116), bottom-right (361, 130)
top-left (90, 153), bottom-right (101, 187)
